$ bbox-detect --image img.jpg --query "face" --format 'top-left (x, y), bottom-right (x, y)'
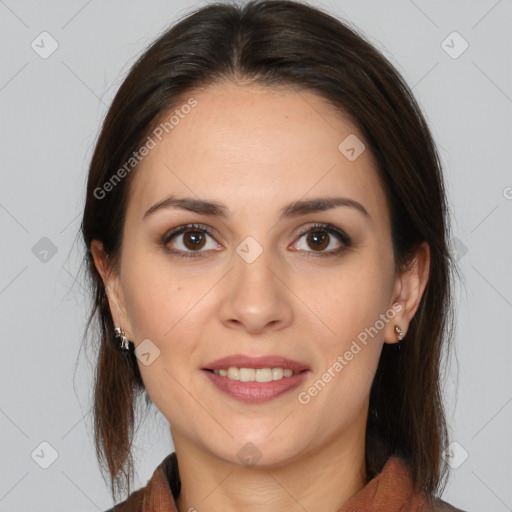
top-left (93, 81), bottom-right (428, 467)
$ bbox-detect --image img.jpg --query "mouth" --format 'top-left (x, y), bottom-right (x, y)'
top-left (201, 354), bottom-right (311, 403)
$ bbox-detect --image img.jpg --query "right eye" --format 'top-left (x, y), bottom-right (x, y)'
top-left (162, 223), bottom-right (222, 257)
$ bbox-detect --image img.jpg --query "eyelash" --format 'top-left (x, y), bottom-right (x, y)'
top-left (161, 222), bottom-right (351, 259)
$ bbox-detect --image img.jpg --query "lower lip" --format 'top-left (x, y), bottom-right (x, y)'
top-left (202, 369), bottom-right (310, 403)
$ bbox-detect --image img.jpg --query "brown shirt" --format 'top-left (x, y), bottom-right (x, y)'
top-left (105, 452), bottom-right (466, 511)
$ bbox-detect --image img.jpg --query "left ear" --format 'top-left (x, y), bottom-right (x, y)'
top-left (385, 241), bottom-right (431, 345)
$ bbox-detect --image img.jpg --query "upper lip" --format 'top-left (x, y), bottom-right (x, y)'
top-left (203, 354), bottom-right (310, 373)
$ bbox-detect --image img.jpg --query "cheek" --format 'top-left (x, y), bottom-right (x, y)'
top-left (118, 255), bottom-right (202, 386)
top-left (303, 264), bottom-right (391, 413)
top-left (302, 280), bottom-right (388, 428)
top-left (314, 260), bottom-right (393, 350)
top-left (122, 264), bottom-right (202, 417)
top-left (121, 251), bottom-right (204, 340)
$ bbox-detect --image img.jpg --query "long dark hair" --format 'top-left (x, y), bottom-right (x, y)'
top-left (80, 0), bottom-right (459, 504)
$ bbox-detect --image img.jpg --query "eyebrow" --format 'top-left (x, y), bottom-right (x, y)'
top-left (143, 195), bottom-right (371, 222)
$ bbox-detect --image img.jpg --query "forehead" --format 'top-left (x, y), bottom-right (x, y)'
top-left (127, 81), bottom-right (389, 224)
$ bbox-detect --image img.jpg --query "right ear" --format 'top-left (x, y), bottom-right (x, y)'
top-left (90, 240), bottom-right (132, 336)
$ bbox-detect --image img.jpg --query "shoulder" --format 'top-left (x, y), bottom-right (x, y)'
top-left (382, 456), bottom-right (468, 512)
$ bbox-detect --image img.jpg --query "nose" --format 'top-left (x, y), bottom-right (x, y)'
top-left (217, 243), bottom-right (294, 334)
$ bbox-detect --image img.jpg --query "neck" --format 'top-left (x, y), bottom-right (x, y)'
top-left (173, 423), bottom-right (367, 512)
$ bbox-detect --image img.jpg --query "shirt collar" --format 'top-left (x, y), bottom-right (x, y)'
top-left (137, 452), bottom-right (431, 512)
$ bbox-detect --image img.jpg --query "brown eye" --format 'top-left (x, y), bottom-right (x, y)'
top-left (293, 223), bottom-right (351, 257)
top-left (182, 229), bottom-right (206, 251)
top-left (306, 230), bottom-right (330, 251)
top-left (162, 223), bottom-right (221, 257)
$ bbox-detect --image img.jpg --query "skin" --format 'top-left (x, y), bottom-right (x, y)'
top-left (92, 81), bottom-right (430, 512)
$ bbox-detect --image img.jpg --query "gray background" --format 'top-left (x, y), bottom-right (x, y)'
top-left (1, 0), bottom-right (511, 510)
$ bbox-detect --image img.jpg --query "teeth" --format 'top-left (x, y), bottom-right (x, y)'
top-left (227, 367), bottom-right (239, 380)
top-left (212, 367), bottom-right (297, 382)
top-left (272, 368), bottom-right (284, 380)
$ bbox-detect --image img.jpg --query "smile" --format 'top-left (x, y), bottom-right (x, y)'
top-left (210, 367), bottom-right (297, 382)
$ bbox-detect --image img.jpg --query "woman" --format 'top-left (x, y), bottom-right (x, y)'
top-left (81, 1), bottom-right (466, 510)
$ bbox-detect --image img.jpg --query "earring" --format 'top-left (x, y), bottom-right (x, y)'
top-left (114, 326), bottom-right (134, 352)
top-left (394, 324), bottom-right (405, 341)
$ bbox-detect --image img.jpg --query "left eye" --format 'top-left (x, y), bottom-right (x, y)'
top-left (162, 223), bottom-right (350, 258)
top-left (292, 223), bottom-right (351, 256)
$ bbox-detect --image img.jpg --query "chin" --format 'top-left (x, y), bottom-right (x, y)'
top-left (205, 435), bottom-right (308, 469)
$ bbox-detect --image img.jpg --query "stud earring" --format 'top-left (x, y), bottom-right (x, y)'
top-left (394, 324), bottom-right (405, 341)
top-left (114, 326), bottom-right (134, 352)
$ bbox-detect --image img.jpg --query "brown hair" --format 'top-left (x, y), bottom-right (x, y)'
top-left (80, 0), bottom-right (459, 505)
